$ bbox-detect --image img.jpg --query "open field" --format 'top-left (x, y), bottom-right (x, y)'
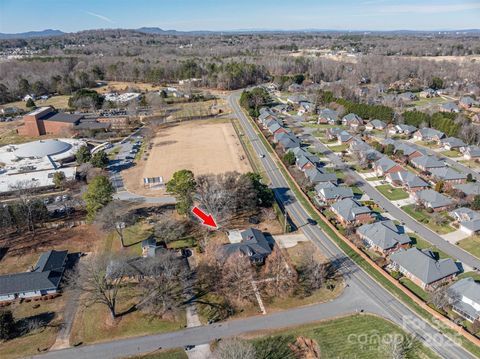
top-left (123, 120), bottom-right (251, 196)
top-left (92, 81), bottom-right (162, 94)
top-left (0, 95), bottom-right (71, 111)
top-left (246, 314), bottom-right (437, 359)
top-left (70, 286), bottom-right (186, 346)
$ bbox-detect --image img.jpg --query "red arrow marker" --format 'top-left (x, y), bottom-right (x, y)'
top-left (192, 207), bottom-right (218, 228)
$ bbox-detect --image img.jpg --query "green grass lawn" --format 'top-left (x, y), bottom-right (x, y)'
top-left (328, 144), bottom-right (348, 152)
top-left (250, 314), bottom-right (437, 359)
top-left (400, 277), bottom-right (430, 302)
top-left (457, 271), bottom-right (480, 281)
top-left (366, 176), bottom-right (384, 181)
top-left (440, 150), bottom-right (461, 158)
top-left (402, 205), bottom-right (455, 235)
top-left (408, 233), bottom-right (454, 260)
top-left (351, 185), bottom-right (364, 196)
top-left (168, 237), bottom-right (196, 249)
top-left (70, 286), bottom-right (186, 345)
top-left (376, 184), bottom-right (409, 200)
top-left (457, 236), bottom-right (480, 259)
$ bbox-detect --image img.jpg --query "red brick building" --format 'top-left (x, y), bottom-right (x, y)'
top-left (18, 107), bottom-right (82, 137)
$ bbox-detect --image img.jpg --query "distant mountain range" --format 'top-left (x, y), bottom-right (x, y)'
top-left (1, 27), bottom-right (480, 39)
top-left (0, 29), bottom-right (65, 39)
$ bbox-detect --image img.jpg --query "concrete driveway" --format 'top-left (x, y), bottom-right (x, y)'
top-left (442, 229), bottom-right (470, 244)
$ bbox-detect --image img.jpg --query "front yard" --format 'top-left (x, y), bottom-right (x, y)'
top-left (376, 184), bottom-right (409, 200)
top-left (327, 144), bottom-right (348, 152)
top-left (457, 236), bottom-right (480, 259)
top-left (402, 205), bottom-right (455, 235)
top-left (440, 150), bottom-right (461, 158)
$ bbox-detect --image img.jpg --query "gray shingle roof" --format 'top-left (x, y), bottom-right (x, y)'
top-left (375, 156), bottom-right (398, 173)
top-left (224, 228), bottom-right (272, 261)
top-left (391, 247), bottom-right (458, 285)
top-left (450, 278), bottom-right (480, 321)
top-left (411, 155), bottom-right (445, 170)
top-left (357, 220), bottom-right (411, 250)
top-left (442, 102), bottom-right (460, 112)
top-left (317, 185), bottom-right (354, 201)
top-left (331, 198), bottom-right (372, 222)
top-left (454, 182), bottom-right (480, 196)
top-left (368, 119), bottom-right (386, 129)
top-left (415, 128), bottom-right (445, 140)
top-left (305, 167), bottom-right (338, 184)
top-left (448, 207), bottom-right (480, 222)
top-left (441, 137), bottom-right (466, 149)
top-left (318, 108), bottom-right (338, 121)
top-left (0, 250), bottom-right (68, 297)
top-left (342, 113), bottom-right (362, 124)
top-left (388, 170), bottom-right (429, 189)
top-left (414, 189), bottom-right (453, 209)
top-left (429, 167), bottom-right (466, 181)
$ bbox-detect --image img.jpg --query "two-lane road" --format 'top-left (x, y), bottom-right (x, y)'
top-left (228, 92), bottom-right (476, 359)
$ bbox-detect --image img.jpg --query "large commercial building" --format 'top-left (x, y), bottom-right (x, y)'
top-left (0, 138), bottom-right (86, 193)
top-left (18, 107), bottom-right (110, 137)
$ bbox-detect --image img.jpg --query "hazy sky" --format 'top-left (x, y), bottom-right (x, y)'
top-left (1, 0), bottom-right (479, 33)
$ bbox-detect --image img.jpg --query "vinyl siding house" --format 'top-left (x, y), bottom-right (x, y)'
top-left (373, 156), bottom-right (404, 176)
top-left (386, 170), bottom-right (429, 192)
top-left (0, 250), bottom-right (68, 302)
top-left (451, 207), bottom-right (480, 236)
top-left (274, 132), bottom-right (301, 151)
top-left (395, 124), bottom-right (417, 137)
top-left (411, 189), bottom-right (454, 212)
top-left (449, 278), bottom-right (480, 323)
top-left (390, 248), bottom-right (458, 290)
top-left (357, 220), bottom-right (411, 255)
top-left (330, 198), bottom-right (373, 225)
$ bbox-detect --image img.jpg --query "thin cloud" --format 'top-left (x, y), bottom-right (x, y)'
top-left (85, 11), bottom-right (114, 24)
top-left (378, 3), bottom-right (480, 14)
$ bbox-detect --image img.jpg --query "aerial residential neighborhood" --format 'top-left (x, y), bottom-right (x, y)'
top-left (0, 1), bottom-right (480, 359)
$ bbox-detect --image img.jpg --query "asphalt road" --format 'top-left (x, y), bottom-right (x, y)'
top-left (307, 132), bottom-right (480, 271)
top-left (227, 93), bottom-right (475, 359)
top-left (30, 94), bottom-right (477, 359)
top-left (405, 139), bottom-right (480, 182)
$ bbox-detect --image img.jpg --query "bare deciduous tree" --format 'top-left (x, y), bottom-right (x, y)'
top-left (261, 248), bottom-right (297, 298)
top-left (73, 253), bottom-right (131, 319)
top-left (95, 201), bottom-right (134, 247)
top-left (154, 217), bottom-right (188, 244)
top-left (137, 252), bottom-right (189, 318)
top-left (195, 172), bottom-right (257, 225)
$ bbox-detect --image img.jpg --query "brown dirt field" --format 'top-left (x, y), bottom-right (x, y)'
top-left (0, 224), bottom-right (103, 274)
top-left (122, 120), bottom-right (251, 196)
top-left (93, 81), bottom-right (162, 94)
